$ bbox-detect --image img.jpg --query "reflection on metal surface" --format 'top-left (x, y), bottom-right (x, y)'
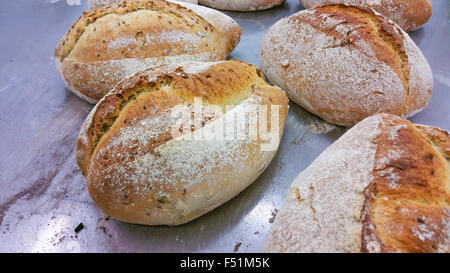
top-left (0, 0), bottom-right (449, 252)
top-left (287, 102), bottom-right (339, 135)
top-left (31, 215), bottom-right (80, 253)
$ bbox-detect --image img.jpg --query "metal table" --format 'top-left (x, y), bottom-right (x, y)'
top-left (0, 0), bottom-right (449, 253)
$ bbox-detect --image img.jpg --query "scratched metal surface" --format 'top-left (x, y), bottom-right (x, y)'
top-left (0, 0), bottom-right (449, 253)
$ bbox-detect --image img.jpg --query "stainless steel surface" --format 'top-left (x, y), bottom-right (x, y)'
top-left (0, 0), bottom-right (449, 253)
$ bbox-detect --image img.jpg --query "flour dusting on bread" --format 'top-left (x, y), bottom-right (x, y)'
top-left (261, 5), bottom-right (432, 126)
top-left (264, 114), bottom-right (449, 253)
top-left (264, 115), bottom-right (383, 252)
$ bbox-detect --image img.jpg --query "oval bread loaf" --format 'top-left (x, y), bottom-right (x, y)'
top-left (87, 0), bottom-right (199, 11)
top-left (260, 4), bottom-right (433, 126)
top-left (198, 0), bottom-right (285, 11)
top-left (55, 0), bottom-right (241, 103)
top-left (300, 0), bottom-right (432, 31)
top-left (264, 113), bottom-right (450, 253)
top-left (76, 60), bottom-right (289, 225)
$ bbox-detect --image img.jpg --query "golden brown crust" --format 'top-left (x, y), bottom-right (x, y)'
top-left (295, 5), bottom-right (410, 116)
top-left (416, 125), bottom-right (450, 160)
top-left (76, 60), bottom-right (266, 175)
top-left (260, 4), bottom-right (432, 126)
top-left (55, 0), bottom-right (241, 102)
top-left (76, 60), bottom-right (288, 225)
top-left (263, 114), bottom-right (448, 253)
top-left (379, 0), bottom-right (432, 31)
top-left (300, 5), bottom-right (410, 97)
top-left (362, 116), bottom-right (450, 253)
top-left (87, 0), bottom-right (200, 11)
top-left (300, 0), bottom-right (432, 31)
top-left (56, 0), bottom-right (219, 62)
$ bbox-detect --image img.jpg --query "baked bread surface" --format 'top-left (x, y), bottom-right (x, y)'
top-left (198, 0), bottom-right (285, 11)
top-left (76, 60), bottom-right (289, 225)
top-left (300, 0), bottom-right (433, 31)
top-left (55, 0), bottom-right (241, 103)
top-left (263, 114), bottom-right (450, 253)
top-left (260, 4), bottom-right (433, 126)
top-left (88, 0), bottom-right (199, 10)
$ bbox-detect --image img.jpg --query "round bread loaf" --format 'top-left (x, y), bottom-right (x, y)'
top-left (87, 0), bottom-right (198, 11)
top-left (198, 0), bottom-right (285, 11)
top-left (300, 0), bottom-right (432, 31)
top-left (264, 113), bottom-right (450, 253)
top-left (260, 4), bottom-right (433, 126)
top-left (76, 60), bottom-right (289, 225)
top-left (55, 0), bottom-right (241, 103)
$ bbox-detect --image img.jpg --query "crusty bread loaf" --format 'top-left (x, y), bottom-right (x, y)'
top-left (55, 0), bottom-right (241, 103)
top-left (87, 0), bottom-right (198, 11)
top-left (199, 0), bottom-right (285, 11)
top-left (260, 4), bottom-right (433, 126)
top-left (263, 114), bottom-right (450, 253)
top-left (300, 0), bottom-right (432, 31)
top-left (76, 60), bottom-right (289, 225)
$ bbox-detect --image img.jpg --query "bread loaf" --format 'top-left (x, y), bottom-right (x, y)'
top-left (260, 4), bottom-right (433, 126)
top-left (198, 0), bottom-right (285, 11)
top-left (55, 0), bottom-right (241, 103)
top-left (87, 0), bottom-right (198, 11)
top-left (263, 114), bottom-right (450, 253)
top-left (300, 0), bottom-right (432, 31)
top-left (76, 60), bottom-right (289, 225)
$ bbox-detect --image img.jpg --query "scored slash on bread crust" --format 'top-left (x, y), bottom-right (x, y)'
top-left (76, 60), bottom-right (264, 175)
top-left (300, 0), bottom-right (433, 32)
top-left (362, 117), bottom-right (450, 253)
top-left (263, 114), bottom-right (449, 253)
top-left (76, 60), bottom-right (289, 225)
top-left (260, 4), bottom-right (433, 126)
top-left (295, 5), bottom-right (411, 97)
top-left (87, 0), bottom-right (199, 11)
top-left (55, 0), bottom-right (227, 62)
top-left (55, 0), bottom-right (241, 102)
